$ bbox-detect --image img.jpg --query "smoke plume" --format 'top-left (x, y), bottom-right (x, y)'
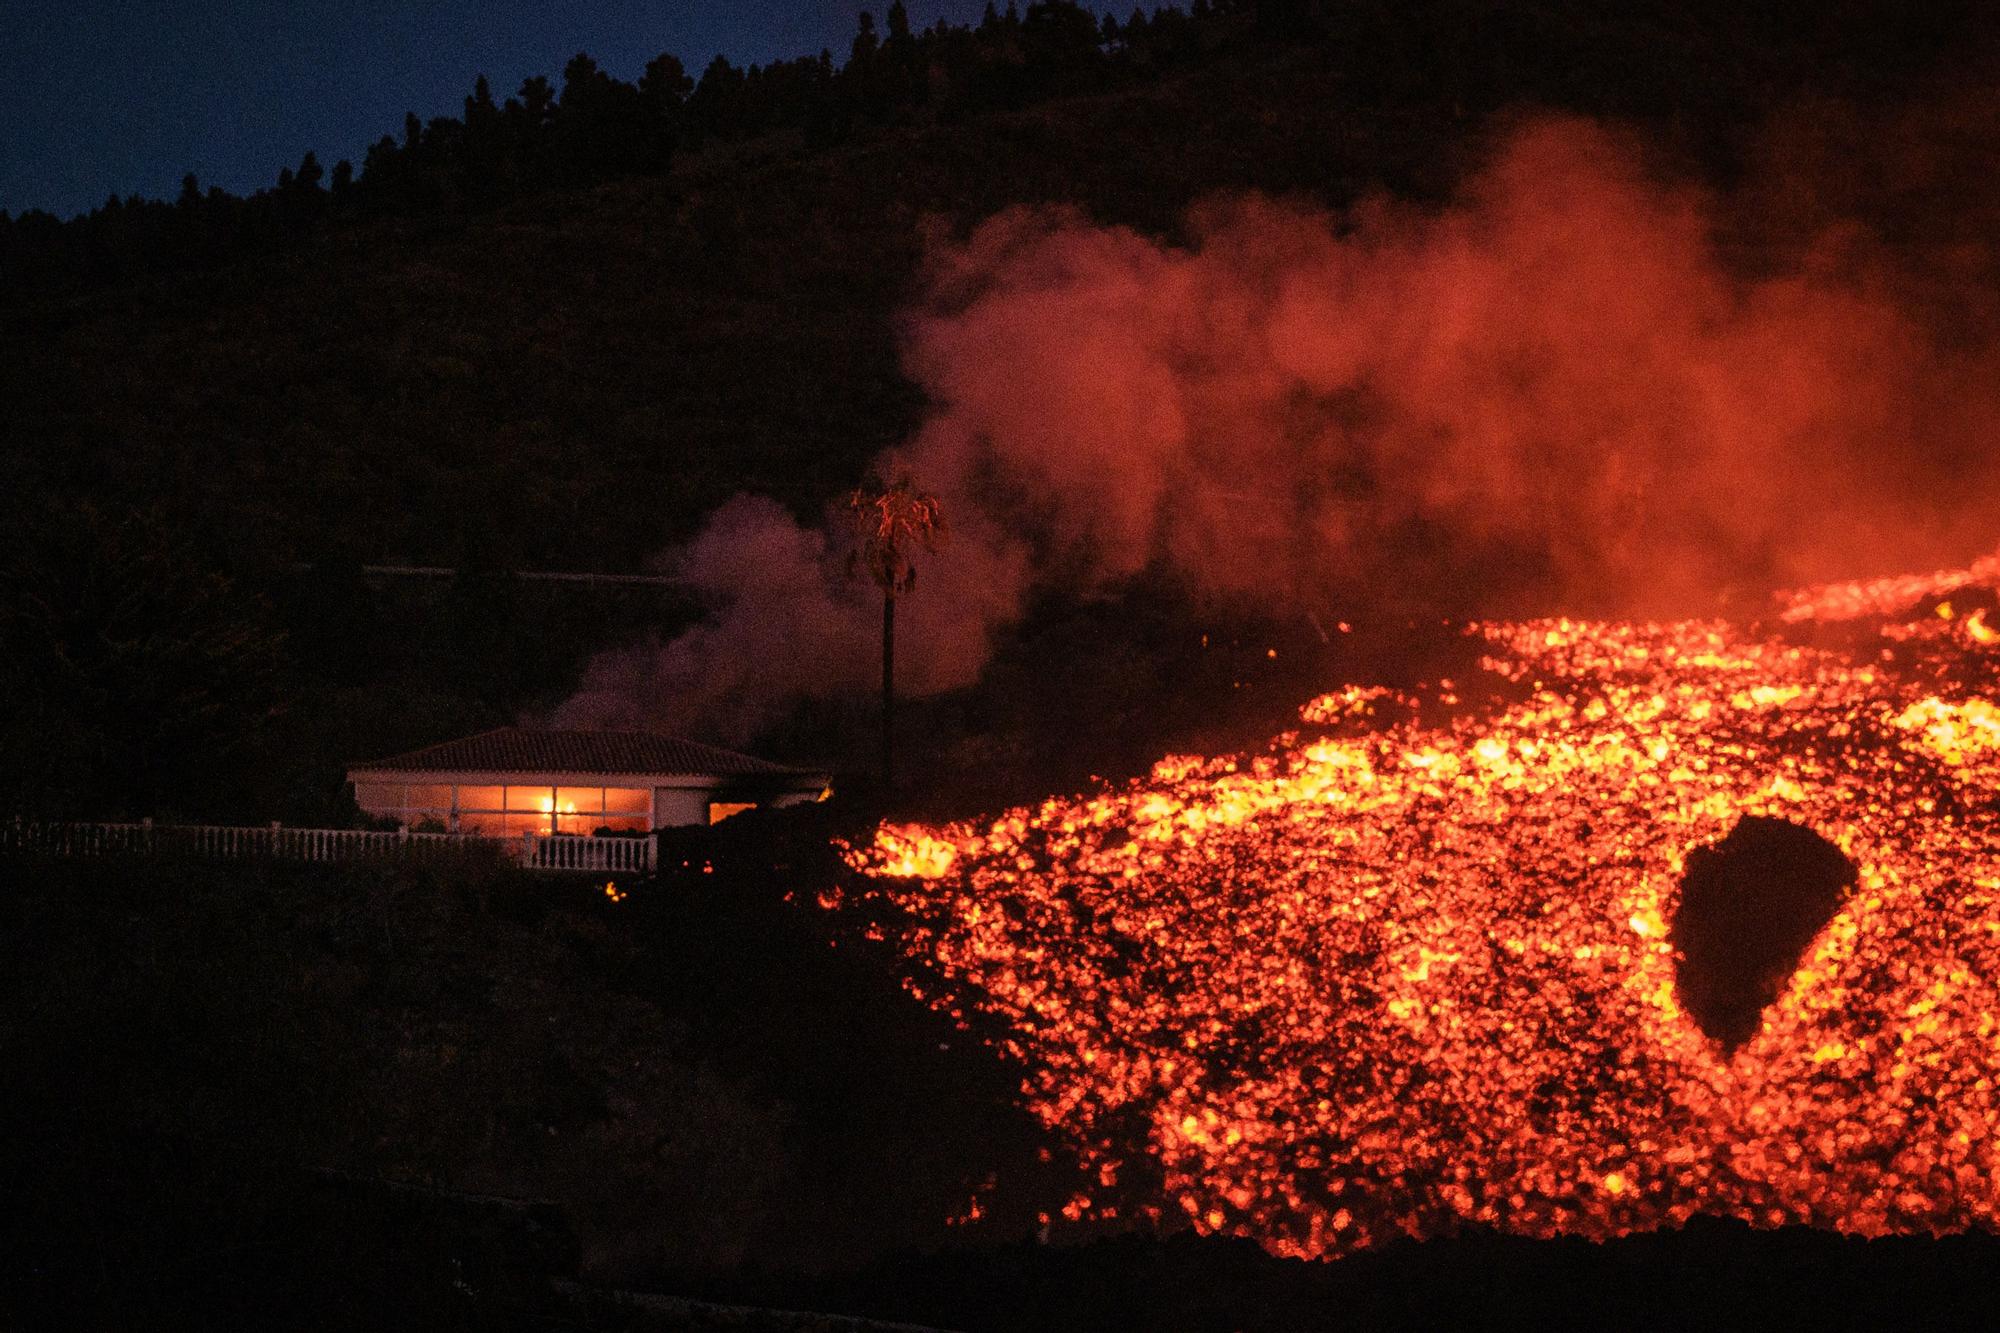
top-left (559, 113), bottom-right (2000, 744)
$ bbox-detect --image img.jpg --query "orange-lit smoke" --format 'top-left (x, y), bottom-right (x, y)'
top-left (562, 115), bottom-right (2000, 741)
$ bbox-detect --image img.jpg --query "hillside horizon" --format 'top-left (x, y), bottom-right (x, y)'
top-left (5, 0), bottom-right (2000, 822)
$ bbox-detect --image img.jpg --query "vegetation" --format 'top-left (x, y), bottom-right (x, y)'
top-left (12, 0), bottom-right (1970, 299)
top-left (5, 2), bottom-right (1988, 821)
top-left (0, 815), bottom-right (1069, 1321)
top-left (848, 474), bottom-right (948, 784)
top-left (2, 9), bottom-right (1998, 1316)
top-left (3, 0), bottom-right (1936, 296)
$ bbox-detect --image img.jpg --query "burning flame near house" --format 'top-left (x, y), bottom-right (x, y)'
top-left (842, 554), bottom-right (2000, 1257)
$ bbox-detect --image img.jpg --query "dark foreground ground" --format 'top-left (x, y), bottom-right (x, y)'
top-left (4, 814), bottom-right (1996, 1330)
top-left (17, 1185), bottom-right (2000, 1330)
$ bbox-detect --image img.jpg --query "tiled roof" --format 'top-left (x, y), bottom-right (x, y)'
top-left (352, 727), bottom-right (820, 778)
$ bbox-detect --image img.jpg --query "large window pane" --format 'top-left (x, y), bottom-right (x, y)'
top-left (709, 802), bottom-right (758, 825)
top-left (506, 786), bottom-right (553, 812)
top-left (456, 785), bottom-right (505, 811)
top-left (456, 812), bottom-right (500, 835)
top-left (555, 786), bottom-right (603, 816)
top-left (500, 812), bottom-right (550, 837)
top-left (603, 787), bottom-right (650, 814)
top-left (594, 813), bottom-right (650, 834)
top-left (353, 783), bottom-right (403, 811)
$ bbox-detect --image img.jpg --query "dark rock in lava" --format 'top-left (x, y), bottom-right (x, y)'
top-left (1672, 815), bottom-right (1857, 1052)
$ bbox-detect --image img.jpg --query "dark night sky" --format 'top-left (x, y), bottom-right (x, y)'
top-left (0, 1), bottom-right (1077, 220)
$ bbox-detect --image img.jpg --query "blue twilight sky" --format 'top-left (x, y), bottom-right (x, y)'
top-left (0, 1), bottom-right (1090, 219)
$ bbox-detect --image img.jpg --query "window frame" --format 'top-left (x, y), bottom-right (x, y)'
top-left (355, 778), bottom-right (656, 836)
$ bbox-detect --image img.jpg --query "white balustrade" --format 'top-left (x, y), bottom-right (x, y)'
top-left (0, 818), bottom-right (655, 873)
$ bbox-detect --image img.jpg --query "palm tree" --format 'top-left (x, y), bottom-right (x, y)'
top-left (848, 474), bottom-right (946, 786)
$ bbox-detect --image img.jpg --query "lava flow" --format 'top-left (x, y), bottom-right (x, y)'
top-left (839, 554), bottom-right (2000, 1258)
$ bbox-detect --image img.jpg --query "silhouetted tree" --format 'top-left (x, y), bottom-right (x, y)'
top-left (848, 476), bottom-right (946, 786)
top-left (642, 52), bottom-right (693, 108)
top-left (685, 55), bottom-right (750, 144)
top-left (516, 75), bottom-right (556, 129)
top-left (0, 0), bottom-right (1964, 303)
top-left (554, 53), bottom-right (631, 184)
top-left (853, 10), bottom-right (882, 64)
top-left (466, 73), bottom-right (498, 124)
top-left (878, 2), bottom-right (926, 112)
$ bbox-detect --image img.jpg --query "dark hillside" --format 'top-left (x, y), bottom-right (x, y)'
top-left (0, 831), bottom-right (1079, 1320)
top-left (7, 9), bottom-right (2000, 1321)
top-left (12, 837), bottom-right (2000, 1328)
top-left (4, 2), bottom-right (1998, 813)
top-left (4, 47), bottom-right (1467, 577)
top-left (8, 5), bottom-right (1998, 574)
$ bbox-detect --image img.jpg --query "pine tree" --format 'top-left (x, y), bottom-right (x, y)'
top-left (852, 10), bottom-right (880, 65)
top-left (465, 73), bottom-right (497, 123)
top-left (641, 53), bottom-right (693, 108)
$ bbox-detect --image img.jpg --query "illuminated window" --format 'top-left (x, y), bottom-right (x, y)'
top-left (456, 785), bottom-right (505, 812)
top-left (592, 813), bottom-right (650, 834)
top-left (356, 780), bottom-right (655, 835)
top-left (604, 787), bottom-right (650, 815)
top-left (505, 786), bottom-right (553, 812)
top-left (709, 802), bottom-right (758, 825)
top-left (555, 786), bottom-right (603, 814)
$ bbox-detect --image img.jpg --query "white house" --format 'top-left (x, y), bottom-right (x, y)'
top-left (346, 727), bottom-right (831, 834)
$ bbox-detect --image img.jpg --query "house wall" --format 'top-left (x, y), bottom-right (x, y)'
top-left (652, 787), bottom-right (713, 828)
top-left (652, 783), bottom-right (826, 826)
top-left (349, 766), bottom-right (831, 831)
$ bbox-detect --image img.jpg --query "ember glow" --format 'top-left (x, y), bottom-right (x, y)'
top-left (841, 555), bottom-right (2000, 1257)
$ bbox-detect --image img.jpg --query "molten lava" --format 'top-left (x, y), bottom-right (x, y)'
top-left (841, 554), bottom-right (2000, 1258)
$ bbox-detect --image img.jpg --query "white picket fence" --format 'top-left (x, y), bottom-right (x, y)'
top-left (0, 818), bottom-right (656, 874)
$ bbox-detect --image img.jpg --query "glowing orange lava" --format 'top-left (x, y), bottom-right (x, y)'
top-left (841, 554), bottom-right (2000, 1258)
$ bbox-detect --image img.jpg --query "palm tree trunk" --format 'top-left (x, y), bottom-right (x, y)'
top-left (881, 587), bottom-right (896, 786)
